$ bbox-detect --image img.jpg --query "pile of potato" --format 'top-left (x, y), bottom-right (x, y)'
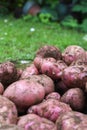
top-left (0, 45), bottom-right (87, 130)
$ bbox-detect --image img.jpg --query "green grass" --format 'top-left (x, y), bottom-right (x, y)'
top-left (0, 15), bottom-right (87, 63)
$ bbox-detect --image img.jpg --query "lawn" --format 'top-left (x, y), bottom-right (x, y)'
top-left (0, 15), bottom-right (87, 63)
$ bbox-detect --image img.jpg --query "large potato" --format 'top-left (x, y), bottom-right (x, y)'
top-left (56, 111), bottom-right (87, 130)
top-left (0, 82), bottom-right (4, 94)
top-left (28, 99), bottom-right (72, 122)
top-left (26, 74), bottom-right (55, 95)
top-left (0, 95), bottom-right (18, 125)
top-left (61, 88), bottom-right (85, 111)
top-left (36, 45), bottom-right (62, 60)
top-left (3, 79), bottom-right (45, 113)
top-left (62, 45), bottom-right (86, 65)
top-left (17, 114), bottom-right (57, 130)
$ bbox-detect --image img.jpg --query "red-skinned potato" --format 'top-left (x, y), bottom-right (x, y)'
top-left (20, 63), bottom-right (39, 79)
top-left (62, 45), bottom-right (86, 65)
top-left (41, 59), bottom-right (67, 80)
top-left (36, 45), bottom-right (62, 60)
top-left (28, 99), bottom-right (72, 122)
top-left (0, 82), bottom-right (4, 94)
top-left (3, 79), bottom-right (45, 113)
top-left (61, 88), bottom-right (85, 111)
top-left (17, 114), bottom-right (57, 130)
top-left (0, 124), bottom-right (23, 130)
top-left (56, 111), bottom-right (87, 130)
top-left (45, 92), bottom-right (61, 101)
top-left (26, 74), bottom-right (55, 95)
top-left (0, 95), bottom-right (18, 125)
top-left (62, 65), bottom-right (87, 89)
top-left (0, 61), bottom-right (20, 87)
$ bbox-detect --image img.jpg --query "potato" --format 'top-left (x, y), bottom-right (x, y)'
top-left (45, 92), bottom-right (61, 101)
top-left (17, 114), bottom-right (57, 130)
top-left (61, 88), bottom-right (85, 111)
top-left (28, 99), bottom-right (72, 122)
top-left (0, 95), bottom-right (18, 125)
top-left (36, 45), bottom-right (62, 60)
top-left (26, 74), bottom-right (55, 95)
top-left (55, 80), bottom-right (68, 95)
top-left (41, 59), bottom-right (67, 80)
top-left (20, 63), bottom-right (39, 79)
top-left (62, 45), bottom-right (86, 65)
top-left (62, 65), bottom-right (87, 89)
top-left (0, 61), bottom-right (20, 87)
top-left (3, 79), bottom-right (45, 113)
top-left (56, 111), bottom-right (87, 130)
top-left (0, 124), bottom-right (23, 130)
top-left (0, 82), bottom-right (4, 94)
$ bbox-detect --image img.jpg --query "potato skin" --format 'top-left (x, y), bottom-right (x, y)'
top-left (26, 74), bottom-right (55, 95)
top-left (3, 79), bottom-right (45, 113)
top-left (56, 111), bottom-right (87, 130)
top-left (20, 63), bottom-right (39, 79)
top-left (36, 45), bottom-right (62, 60)
top-left (62, 65), bottom-right (87, 89)
top-left (62, 45), bottom-right (86, 65)
top-left (28, 99), bottom-right (72, 122)
top-left (0, 124), bottom-right (23, 130)
top-left (61, 88), bottom-right (85, 111)
top-left (45, 92), bottom-right (61, 101)
top-left (0, 95), bottom-right (18, 125)
top-left (17, 114), bottom-right (57, 130)
top-left (0, 82), bottom-right (4, 94)
top-left (41, 59), bottom-right (67, 80)
top-left (0, 61), bottom-right (20, 87)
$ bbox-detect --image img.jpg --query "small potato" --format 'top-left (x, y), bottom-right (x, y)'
top-left (45, 92), bottom-right (61, 101)
top-left (3, 79), bottom-right (45, 113)
top-left (28, 99), bottom-right (72, 122)
top-left (20, 63), bottom-right (39, 79)
top-left (36, 45), bottom-right (62, 60)
top-left (0, 95), bottom-right (18, 125)
top-left (17, 114), bottom-right (57, 130)
top-left (56, 111), bottom-right (87, 130)
top-left (0, 61), bottom-right (20, 87)
top-left (61, 88), bottom-right (85, 111)
top-left (62, 45), bottom-right (86, 65)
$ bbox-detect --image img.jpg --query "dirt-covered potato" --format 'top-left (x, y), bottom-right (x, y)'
top-left (62, 65), bottom-right (87, 89)
top-left (20, 63), bottom-right (39, 79)
top-left (17, 114), bottom-right (57, 130)
top-left (3, 79), bottom-right (45, 113)
top-left (40, 59), bottom-right (67, 80)
top-left (45, 92), bottom-right (61, 101)
top-left (0, 61), bottom-right (20, 87)
top-left (26, 74), bottom-right (55, 95)
top-left (0, 124), bottom-right (23, 130)
top-left (62, 45), bottom-right (86, 65)
top-left (28, 99), bottom-right (72, 122)
top-left (56, 111), bottom-right (87, 130)
top-left (0, 95), bottom-right (18, 125)
top-left (36, 45), bottom-right (62, 60)
top-left (61, 88), bottom-right (85, 111)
